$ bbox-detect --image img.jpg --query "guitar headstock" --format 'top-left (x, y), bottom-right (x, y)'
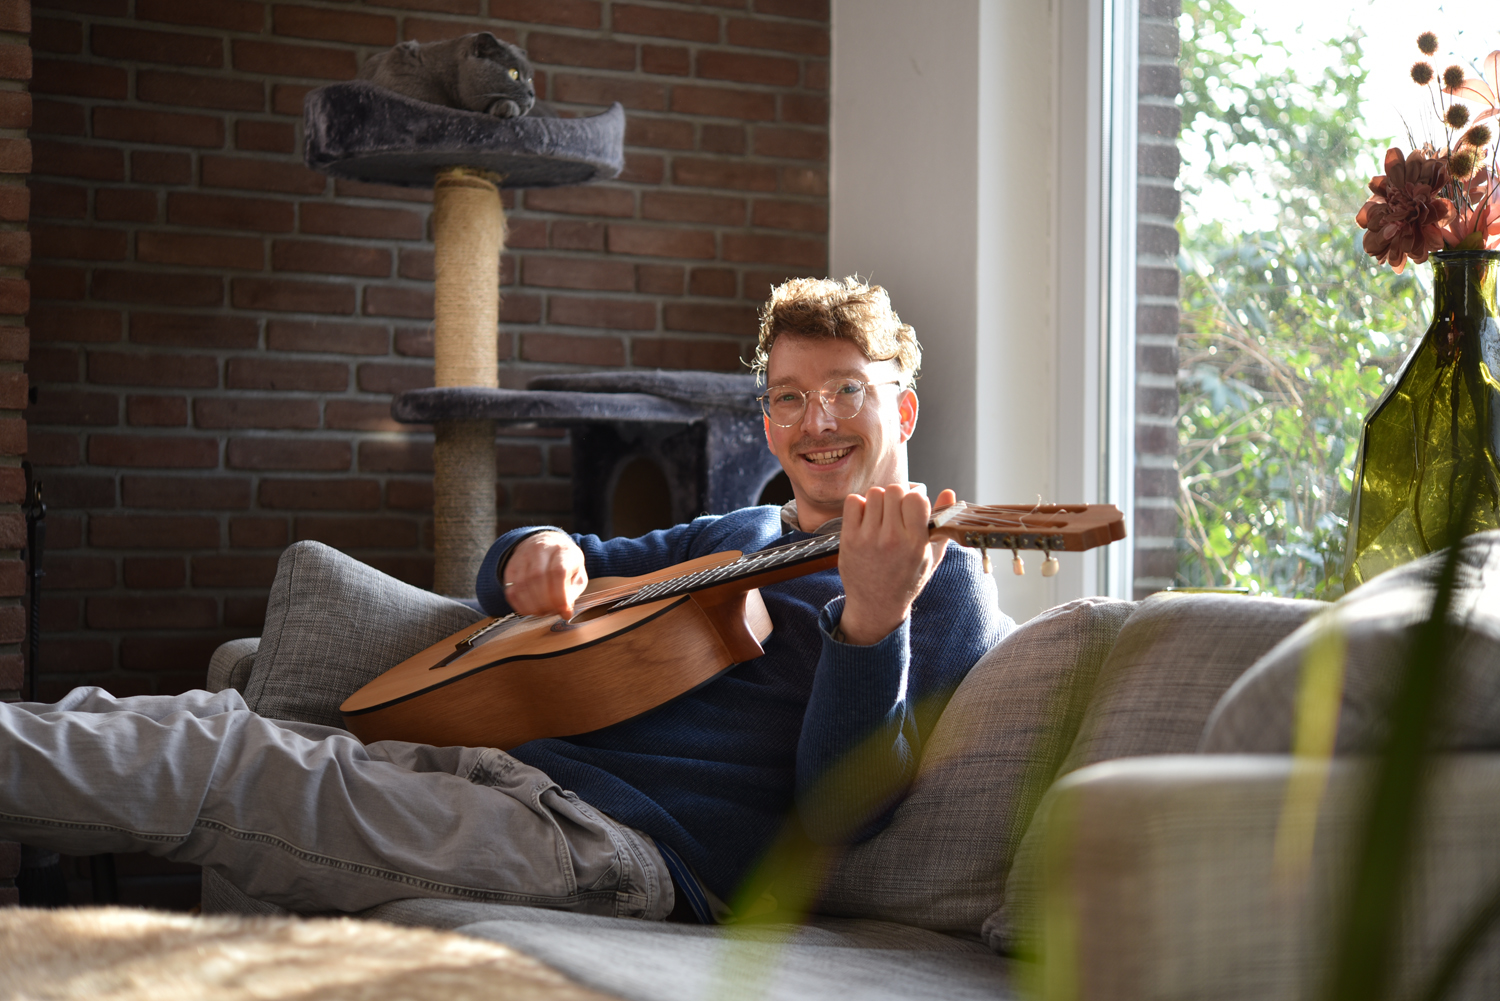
top-left (929, 502), bottom-right (1126, 575)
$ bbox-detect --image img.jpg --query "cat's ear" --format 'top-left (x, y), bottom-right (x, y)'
top-left (471, 32), bottom-right (505, 58)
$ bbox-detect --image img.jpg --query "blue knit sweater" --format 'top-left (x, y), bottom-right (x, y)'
top-left (475, 506), bottom-right (1011, 902)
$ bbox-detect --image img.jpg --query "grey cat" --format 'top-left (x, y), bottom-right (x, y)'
top-left (358, 32), bottom-right (551, 118)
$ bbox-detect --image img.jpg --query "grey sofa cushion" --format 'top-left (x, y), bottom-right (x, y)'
top-left (206, 636), bottom-right (259, 695)
top-left (781, 597), bottom-right (1134, 936)
top-left (987, 591), bottom-right (1322, 954)
top-left (1202, 530), bottom-right (1500, 754)
top-left (243, 540), bottom-right (484, 727)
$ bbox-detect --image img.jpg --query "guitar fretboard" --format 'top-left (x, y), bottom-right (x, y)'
top-left (614, 531), bottom-right (842, 609)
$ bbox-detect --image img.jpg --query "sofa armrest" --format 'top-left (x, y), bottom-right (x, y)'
top-left (206, 637), bottom-right (260, 694)
top-left (1032, 754), bottom-right (1500, 1001)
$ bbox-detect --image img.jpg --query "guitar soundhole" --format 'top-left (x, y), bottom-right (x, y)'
top-left (551, 620), bottom-right (579, 633)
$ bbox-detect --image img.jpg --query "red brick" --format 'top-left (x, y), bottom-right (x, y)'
top-left (92, 270), bottom-right (223, 307)
top-left (88, 350), bottom-right (217, 388)
top-left (521, 255), bottom-right (634, 291)
top-left (226, 357), bottom-right (347, 392)
top-left (689, 267), bottom-right (737, 297)
top-left (92, 26), bottom-right (222, 68)
top-left (367, 0), bottom-right (479, 12)
top-left (96, 188), bottom-right (159, 222)
top-left (506, 218), bottom-right (547, 248)
top-left (34, 17), bottom-right (79, 54)
top-left (0, 138), bottom-right (31, 174)
top-left (333, 178), bottom-right (434, 204)
top-left (203, 154), bottom-right (324, 195)
top-left (258, 477), bottom-right (380, 511)
top-left (363, 286), bottom-right (432, 319)
top-left (0, 465), bottom-right (25, 503)
top-left (270, 241), bottom-right (391, 281)
top-left (722, 233), bottom-right (825, 268)
top-left (236, 120), bottom-right (295, 154)
top-left (271, 83), bottom-right (316, 116)
top-left (513, 481), bottom-right (570, 513)
top-left (273, 6), bottom-right (397, 46)
top-left (520, 332), bottom-right (625, 366)
top-left (356, 438), bottom-right (431, 473)
top-left (28, 387), bottom-right (113, 426)
top-left (192, 554), bottom-right (280, 587)
top-left (500, 296), bottom-right (537, 324)
top-left (487, 0), bottom-right (600, 28)
top-left (0, 0), bottom-right (27, 32)
top-left (355, 361), bottom-right (430, 395)
top-left (294, 516), bottom-right (418, 550)
top-left (393, 326), bottom-right (433, 357)
top-left (138, 70), bottom-right (264, 113)
top-left (227, 437), bottom-right (351, 471)
top-left (551, 73), bottom-right (665, 111)
top-left (619, 152), bottom-right (665, 185)
top-left (637, 263), bottom-right (684, 295)
top-left (137, 0), bottom-right (265, 32)
top-left (614, 3), bottom-right (718, 41)
top-left (632, 336), bottom-right (743, 371)
top-left (126, 395), bottom-right (188, 426)
top-left (672, 158), bottom-right (777, 192)
top-left (0, 184), bottom-right (29, 223)
top-left (0, 277), bottom-right (27, 314)
top-left (325, 399), bottom-right (406, 432)
top-left (625, 115), bottom-right (693, 150)
top-left (664, 301), bottom-right (757, 336)
top-left (30, 305), bottom-right (121, 342)
top-left (30, 262), bottom-right (89, 301)
top-left (120, 636), bottom-right (233, 680)
top-left (524, 186), bottom-right (634, 218)
top-left (697, 51), bottom-right (797, 86)
top-left (299, 202), bottom-right (423, 240)
top-left (641, 191), bottom-right (745, 226)
top-left (607, 224), bottom-right (715, 259)
top-left (781, 165), bottom-right (826, 196)
top-left (232, 276), bottom-right (353, 315)
top-left (754, 0), bottom-right (827, 19)
top-left (727, 17), bottom-right (827, 55)
top-left (0, 229), bottom-right (29, 268)
top-left (386, 479), bottom-right (432, 509)
top-left (168, 192), bottom-right (295, 232)
top-left (45, 555), bottom-right (116, 589)
top-left (29, 346), bottom-right (79, 384)
top-left (233, 39), bottom-right (356, 80)
top-left (94, 106), bottom-right (224, 148)
top-left (804, 60), bottom-right (827, 91)
top-left (38, 639), bottom-right (112, 677)
top-left (752, 198), bottom-right (826, 232)
top-left (41, 471), bottom-right (113, 509)
top-left (551, 220), bottom-right (605, 251)
top-left (527, 32), bottom-right (634, 71)
top-left (132, 150), bottom-right (191, 184)
top-left (28, 428), bottom-right (77, 465)
top-left (700, 123), bottom-right (745, 154)
top-left (123, 556), bottom-right (186, 588)
top-left (88, 433), bottom-right (218, 468)
top-left (670, 85), bottom-right (774, 121)
top-left (33, 140), bottom-right (122, 181)
top-left (230, 516), bottom-right (287, 547)
top-left (31, 96), bottom-right (84, 136)
top-left (195, 397), bottom-right (321, 430)
top-left (137, 232), bottom-right (263, 270)
top-left (548, 296), bottom-right (655, 330)
top-left (398, 17), bottom-right (498, 44)
top-left (0, 44), bottom-right (31, 81)
top-left (780, 92), bottom-right (827, 125)
top-left (131, 313), bottom-right (259, 349)
top-left (89, 596), bottom-right (218, 629)
top-left (754, 126), bottom-right (826, 161)
top-left (396, 247), bottom-right (433, 281)
top-left (641, 44), bottom-right (690, 77)
top-left (266, 319), bottom-right (388, 355)
top-left (32, 59), bottom-right (124, 101)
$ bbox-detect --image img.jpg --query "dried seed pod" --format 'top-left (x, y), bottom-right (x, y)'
top-left (1412, 62), bottom-right (1434, 86)
top-left (1445, 64), bottom-right (1467, 91)
top-left (1418, 31), bottom-right (1438, 55)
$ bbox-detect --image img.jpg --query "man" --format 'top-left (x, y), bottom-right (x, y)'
top-left (0, 278), bottom-right (1009, 922)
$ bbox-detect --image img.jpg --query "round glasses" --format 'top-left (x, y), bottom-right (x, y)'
top-left (757, 378), bottom-right (902, 427)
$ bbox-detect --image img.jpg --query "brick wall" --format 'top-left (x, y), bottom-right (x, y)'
top-left (1133, 0), bottom-right (1180, 598)
top-left (27, 0), bottom-right (829, 698)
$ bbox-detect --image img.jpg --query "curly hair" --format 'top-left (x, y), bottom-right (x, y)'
top-left (751, 277), bottom-right (921, 386)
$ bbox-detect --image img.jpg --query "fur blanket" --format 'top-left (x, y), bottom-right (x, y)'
top-left (0, 907), bottom-right (613, 1001)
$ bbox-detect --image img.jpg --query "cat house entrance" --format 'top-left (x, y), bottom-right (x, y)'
top-left (608, 456), bottom-right (674, 539)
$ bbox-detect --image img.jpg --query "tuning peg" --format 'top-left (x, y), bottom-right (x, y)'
top-left (1011, 550), bottom-right (1024, 576)
top-left (1042, 552), bottom-right (1060, 577)
top-left (980, 547), bottom-right (992, 574)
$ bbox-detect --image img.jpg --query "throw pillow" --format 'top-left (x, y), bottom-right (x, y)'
top-left (244, 541), bottom-right (484, 728)
top-left (1201, 529), bottom-right (1500, 754)
top-left (782, 597), bottom-right (1135, 935)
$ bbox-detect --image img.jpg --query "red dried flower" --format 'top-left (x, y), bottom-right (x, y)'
top-left (1445, 51), bottom-right (1500, 125)
top-left (1356, 147), bottom-right (1456, 272)
top-left (1445, 168), bottom-right (1500, 249)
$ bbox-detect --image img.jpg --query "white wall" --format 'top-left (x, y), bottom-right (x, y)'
top-left (831, 0), bottom-right (1106, 620)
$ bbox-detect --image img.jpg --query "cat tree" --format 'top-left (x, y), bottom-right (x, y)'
top-left (304, 82), bottom-right (625, 596)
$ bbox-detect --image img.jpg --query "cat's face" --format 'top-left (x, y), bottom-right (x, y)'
top-left (457, 32), bottom-right (536, 118)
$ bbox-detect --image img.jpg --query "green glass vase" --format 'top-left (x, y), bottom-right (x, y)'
top-left (1343, 250), bottom-right (1500, 591)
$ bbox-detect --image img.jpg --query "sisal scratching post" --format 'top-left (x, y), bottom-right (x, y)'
top-left (432, 166), bottom-right (503, 597)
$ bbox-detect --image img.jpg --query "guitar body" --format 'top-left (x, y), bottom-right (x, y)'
top-left (341, 554), bottom-right (774, 750)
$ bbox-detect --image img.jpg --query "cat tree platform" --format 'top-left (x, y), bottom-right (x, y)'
top-left (393, 372), bottom-right (786, 541)
top-left (304, 82), bottom-right (626, 595)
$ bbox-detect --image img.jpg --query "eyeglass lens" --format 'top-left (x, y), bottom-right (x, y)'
top-left (762, 378), bottom-right (867, 426)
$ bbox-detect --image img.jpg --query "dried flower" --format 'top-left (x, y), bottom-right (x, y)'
top-left (1447, 103), bottom-right (1472, 128)
top-left (1445, 51), bottom-right (1500, 124)
top-left (1418, 32), bottom-right (1439, 55)
top-left (1467, 124), bottom-right (1492, 148)
top-left (1413, 61), bottom-right (1435, 85)
top-left (1445, 168), bottom-right (1500, 249)
top-left (1445, 65), bottom-right (1467, 90)
top-left (1356, 147), bottom-right (1456, 273)
top-left (1450, 148), bottom-right (1478, 178)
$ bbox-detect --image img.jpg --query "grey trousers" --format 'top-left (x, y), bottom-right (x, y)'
top-left (0, 686), bottom-right (673, 919)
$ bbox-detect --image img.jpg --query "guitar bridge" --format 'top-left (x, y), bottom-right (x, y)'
top-left (429, 614), bottom-right (518, 670)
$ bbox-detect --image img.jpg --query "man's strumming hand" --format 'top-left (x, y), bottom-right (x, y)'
top-left (502, 531), bottom-right (589, 618)
top-left (835, 485), bottom-right (953, 646)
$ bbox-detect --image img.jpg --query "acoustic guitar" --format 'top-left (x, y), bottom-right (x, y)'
top-left (340, 502), bottom-right (1126, 750)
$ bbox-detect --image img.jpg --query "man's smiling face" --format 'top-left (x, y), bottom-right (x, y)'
top-left (762, 333), bottom-right (918, 531)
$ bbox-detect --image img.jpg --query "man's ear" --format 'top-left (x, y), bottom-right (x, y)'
top-left (897, 389), bottom-right (918, 442)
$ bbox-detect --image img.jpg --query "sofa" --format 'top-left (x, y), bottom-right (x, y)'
top-left (200, 533), bottom-right (1500, 1001)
